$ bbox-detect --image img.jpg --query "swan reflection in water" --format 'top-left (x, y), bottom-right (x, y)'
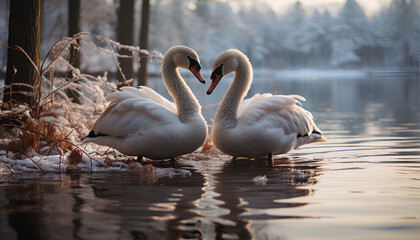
top-left (0, 156), bottom-right (322, 239)
top-left (0, 170), bottom-right (206, 240)
top-left (90, 168), bottom-right (206, 239)
top-left (212, 156), bottom-right (323, 239)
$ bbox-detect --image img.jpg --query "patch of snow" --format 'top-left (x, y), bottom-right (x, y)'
top-left (47, 109), bottom-right (66, 115)
top-left (291, 169), bottom-right (310, 178)
top-left (139, 49), bottom-right (149, 55)
top-left (155, 167), bottom-right (191, 178)
top-left (0, 150), bottom-right (191, 179)
top-left (39, 116), bottom-right (70, 125)
top-left (72, 68), bottom-right (81, 77)
top-left (10, 106), bottom-right (27, 112)
top-left (252, 175), bottom-right (268, 186)
top-left (3, 106), bottom-right (31, 118)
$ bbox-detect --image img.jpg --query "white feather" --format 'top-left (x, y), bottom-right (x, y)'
top-left (211, 49), bottom-right (325, 158)
top-left (83, 46), bottom-right (208, 160)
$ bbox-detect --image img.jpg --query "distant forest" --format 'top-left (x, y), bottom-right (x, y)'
top-left (0, 0), bottom-right (419, 70)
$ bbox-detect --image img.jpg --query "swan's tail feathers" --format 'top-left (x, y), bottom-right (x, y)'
top-left (311, 132), bottom-right (327, 143)
top-left (294, 127), bottom-right (326, 149)
top-left (310, 129), bottom-right (327, 143)
top-left (81, 130), bottom-right (107, 143)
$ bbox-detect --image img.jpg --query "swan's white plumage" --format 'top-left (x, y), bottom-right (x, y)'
top-left (210, 49), bottom-right (325, 158)
top-left (92, 87), bottom-right (177, 139)
top-left (238, 94), bottom-right (314, 136)
top-left (110, 86), bottom-right (177, 114)
top-left (83, 46), bottom-right (207, 160)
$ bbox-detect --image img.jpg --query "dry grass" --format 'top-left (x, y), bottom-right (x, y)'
top-left (7, 131), bottom-right (39, 157)
top-left (66, 149), bottom-right (83, 165)
top-left (103, 156), bottom-right (113, 167)
top-left (1, 33), bottom-right (161, 164)
top-left (5, 118), bottom-right (74, 157)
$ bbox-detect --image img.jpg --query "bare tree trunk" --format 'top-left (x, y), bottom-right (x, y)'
top-left (67, 0), bottom-right (81, 104)
top-left (117, 0), bottom-right (135, 88)
top-left (137, 0), bottom-right (150, 86)
top-left (3, 0), bottom-right (41, 108)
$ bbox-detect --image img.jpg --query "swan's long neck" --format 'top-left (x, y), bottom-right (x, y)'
top-left (162, 59), bottom-right (201, 122)
top-left (214, 59), bottom-right (252, 128)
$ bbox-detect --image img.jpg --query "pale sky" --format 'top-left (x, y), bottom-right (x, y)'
top-left (266, 0), bottom-right (393, 17)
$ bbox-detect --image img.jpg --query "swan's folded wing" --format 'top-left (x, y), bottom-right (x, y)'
top-left (238, 94), bottom-right (315, 136)
top-left (92, 96), bottom-right (178, 138)
top-left (238, 93), bottom-right (271, 117)
top-left (107, 86), bottom-right (177, 114)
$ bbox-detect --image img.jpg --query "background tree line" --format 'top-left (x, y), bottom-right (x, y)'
top-left (0, 0), bottom-right (150, 108)
top-left (0, 0), bottom-right (419, 107)
top-left (1, 0), bottom-right (419, 73)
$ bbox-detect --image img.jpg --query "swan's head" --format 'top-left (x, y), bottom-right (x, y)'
top-left (166, 45), bottom-right (206, 84)
top-left (207, 49), bottom-right (248, 95)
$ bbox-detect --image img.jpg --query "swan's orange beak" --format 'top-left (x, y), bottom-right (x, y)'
top-left (189, 64), bottom-right (206, 84)
top-left (207, 73), bottom-right (222, 95)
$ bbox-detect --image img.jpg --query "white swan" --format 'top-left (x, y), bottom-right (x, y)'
top-left (207, 49), bottom-right (326, 159)
top-left (82, 46), bottom-right (208, 161)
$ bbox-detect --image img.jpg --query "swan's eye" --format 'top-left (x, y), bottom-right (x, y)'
top-left (211, 63), bottom-right (224, 80)
top-left (188, 57), bottom-right (201, 71)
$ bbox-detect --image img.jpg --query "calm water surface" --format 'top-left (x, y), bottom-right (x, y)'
top-left (1, 72), bottom-right (420, 239)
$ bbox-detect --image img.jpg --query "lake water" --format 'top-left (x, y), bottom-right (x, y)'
top-left (1, 71), bottom-right (420, 239)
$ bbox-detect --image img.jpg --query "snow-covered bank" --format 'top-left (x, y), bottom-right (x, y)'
top-left (0, 152), bottom-right (192, 179)
top-left (0, 140), bottom-right (192, 177)
top-left (0, 138), bottom-right (229, 179)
